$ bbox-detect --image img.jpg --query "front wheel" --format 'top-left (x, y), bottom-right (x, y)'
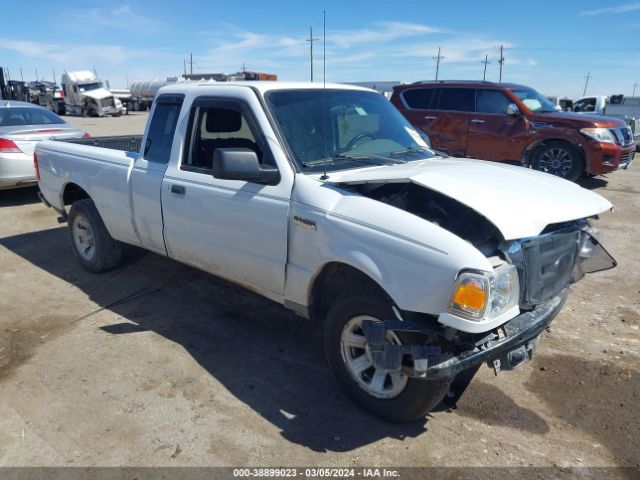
top-left (324, 288), bottom-right (451, 422)
top-left (531, 141), bottom-right (584, 181)
top-left (68, 199), bottom-right (123, 273)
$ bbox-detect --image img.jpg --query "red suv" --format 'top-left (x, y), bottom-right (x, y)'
top-left (390, 81), bottom-right (635, 181)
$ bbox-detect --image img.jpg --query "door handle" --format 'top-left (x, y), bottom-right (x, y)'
top-left (171, 184), bottom-right (186, 195)
top-left (471, 119), bottom-right (486, 124)
top-left (424, 116), bottom-right (437, 120)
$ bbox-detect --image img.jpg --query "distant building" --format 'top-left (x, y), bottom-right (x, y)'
top-left (342, 81), bottom-right (403, 98)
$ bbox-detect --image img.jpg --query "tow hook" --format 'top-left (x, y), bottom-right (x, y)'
top-left (361, 320), bottom-right (442, 376)
top-left (489, 337), bottom-right (539, 375)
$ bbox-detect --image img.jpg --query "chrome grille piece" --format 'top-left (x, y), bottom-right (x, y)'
top-left (609, 126), bottom-right (634, 147)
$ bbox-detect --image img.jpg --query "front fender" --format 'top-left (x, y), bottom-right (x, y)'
top-left (284, 182), bottom-right (493, 316)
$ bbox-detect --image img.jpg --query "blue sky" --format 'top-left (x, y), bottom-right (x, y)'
top-left (2, 0), bottom-right (640, 97)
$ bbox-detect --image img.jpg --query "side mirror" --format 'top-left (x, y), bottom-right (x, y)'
top-left (212, 148), bottom-right (279, 184)
top-left (507, 103), bottom-right (520, 116)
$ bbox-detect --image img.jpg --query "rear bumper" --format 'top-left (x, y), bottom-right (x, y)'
top-left (0, 152), bottom-right (37, 189)
top-left (584, 141), bottom-right (635, 174)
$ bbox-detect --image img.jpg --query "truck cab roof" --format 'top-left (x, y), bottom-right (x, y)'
top-left (157, 81), bottom-right (375, 96)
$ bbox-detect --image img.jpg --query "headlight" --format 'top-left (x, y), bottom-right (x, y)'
top-left (448, 264), bottom-right (519, 321)
top-left (580, 127), bottom-right (615, 143)
top-left (488, 263), bottom-right (519, 317)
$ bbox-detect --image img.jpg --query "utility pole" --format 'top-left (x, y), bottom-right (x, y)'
top-left (306, 26), bottom-right (319, 82)
top-left (481, 54), bottom-right (490, 81)
top-left (498, 45), bottom-right (505, 82)
top-left (20, 68), bottom-right (24, 81)
top-left (52, 68), bottom-right (56, 84)
top-left (189, 53), bottom-right (193, 75)
top-left (433, 47), bottom-right (444, 81)
top-left (35, 68), bottom-right (38, 81)
top-left (633, 81), bottom-right (638, 96)
top-left (183, 60), bottom-right (187, 76)
top-left (583, 72), bottom-right (591, 96)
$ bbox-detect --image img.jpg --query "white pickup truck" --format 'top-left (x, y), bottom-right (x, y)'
top-left (35, 82), bottom-right (616, 422)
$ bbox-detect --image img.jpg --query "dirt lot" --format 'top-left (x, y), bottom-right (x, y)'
top-left (0, 113), bottom-right (638, 470)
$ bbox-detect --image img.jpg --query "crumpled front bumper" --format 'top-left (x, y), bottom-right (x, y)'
top-left (424, 290), bottom-right (568, 379)
top-left (362, 289), bottom-right (568, 381)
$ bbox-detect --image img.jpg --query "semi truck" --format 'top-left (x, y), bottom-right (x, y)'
top-left (60, 71), bottom-right (123, 117)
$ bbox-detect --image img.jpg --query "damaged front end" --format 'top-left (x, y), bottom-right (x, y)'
top-left (347, 181), bottom-right (616, 382)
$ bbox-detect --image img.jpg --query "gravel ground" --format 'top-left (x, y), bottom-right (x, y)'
top-left (0, 114), bottom-right (638, 471)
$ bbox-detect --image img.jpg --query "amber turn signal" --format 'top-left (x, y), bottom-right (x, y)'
top-left (448, 273), bottom-right (490, 319)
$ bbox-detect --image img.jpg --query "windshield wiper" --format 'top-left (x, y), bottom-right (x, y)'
top-left (390, 144), bottom-right (449, 158)
top-left (303, 153), bottom-right (407, 168)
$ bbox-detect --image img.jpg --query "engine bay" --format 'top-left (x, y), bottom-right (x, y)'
top-left (350, 182), bottom-right (504, 256)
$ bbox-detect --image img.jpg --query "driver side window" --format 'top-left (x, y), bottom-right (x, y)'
top-left (182, 101), bottom-right (269, 172)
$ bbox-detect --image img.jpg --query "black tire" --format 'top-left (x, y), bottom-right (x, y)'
top-left (324, 287), bottom-right (451, 422)
top-left (68, 199), bottom-right (123, 273)
top-left (531, 141), bottom-right (584, 182)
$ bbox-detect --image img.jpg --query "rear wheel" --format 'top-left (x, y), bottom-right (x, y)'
top-left (531, 141), bottom-right (584, 181)
top-left (68, 199), bottom-right (123, 273)
top-left (324, 288), bottom-right (451, 422)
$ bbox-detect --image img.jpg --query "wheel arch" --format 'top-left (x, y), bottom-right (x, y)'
top-left (61, 181), bottom-right (91, 206)
top-left (308, 261), bottom-right (394, 322)
top-left (522, 137), bottom-right (586, 166)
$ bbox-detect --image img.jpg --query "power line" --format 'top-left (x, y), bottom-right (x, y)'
top-left (433, 46), bottom-right (444, 81)
top-left (583, 72), bottom-right (591, 96)
top-left (481, 54), bottom-right (491, 81)
top-left (505, 46), bottom-right (639, 52)
top-left (306, 26), bottom-right (319, 82)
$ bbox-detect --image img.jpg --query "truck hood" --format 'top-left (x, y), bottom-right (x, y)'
top-left (82, 88), bottom-right (114, 101)
top-left (328, 158), bottom-right (612, 240)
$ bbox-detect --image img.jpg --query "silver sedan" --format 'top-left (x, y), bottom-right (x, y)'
top-left (0, 100), bottom-right (86, 190)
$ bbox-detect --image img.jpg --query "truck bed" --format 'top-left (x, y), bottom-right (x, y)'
top-left (61, 135), bottom-right (143, 153)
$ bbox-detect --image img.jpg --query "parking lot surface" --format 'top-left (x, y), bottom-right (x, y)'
top-left (0, 113), bottom-right (638, 468)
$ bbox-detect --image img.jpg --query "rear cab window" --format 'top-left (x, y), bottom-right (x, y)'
top-left (144, 95), bottom-right (184, 164)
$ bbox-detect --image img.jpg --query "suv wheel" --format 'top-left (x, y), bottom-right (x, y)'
top-left (531, 141), bottom-right (584, 181)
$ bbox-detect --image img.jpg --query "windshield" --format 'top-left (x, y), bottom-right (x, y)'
top-left (265, 89), bottom-right (434, 173)
top-left (0, 107), bottom-right (65, 126)
top-left (78, 82), bottom-right (104, 92)
top-left (510, 88), bottom-right (557, 113)
top-left (573, 97), bottom-right (597, 113)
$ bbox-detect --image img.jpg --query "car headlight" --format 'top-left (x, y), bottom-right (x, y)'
top-left (448, 264), bottom-right (519, 321)
top-left (580, 127), bottom-right (615, 143)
